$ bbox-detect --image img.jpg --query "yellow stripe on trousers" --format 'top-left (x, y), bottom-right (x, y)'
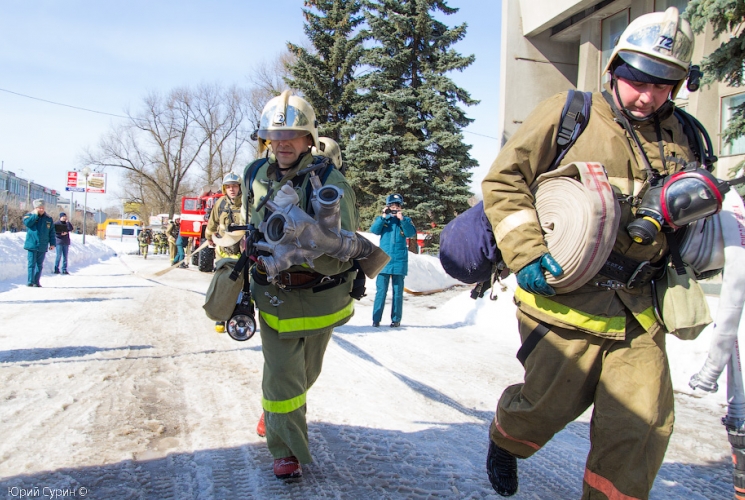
top-left (262, 392), bottom-right (307, 414)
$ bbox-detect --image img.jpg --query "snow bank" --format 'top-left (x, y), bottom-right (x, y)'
top-left (0, 232), bottom-right (121, 283)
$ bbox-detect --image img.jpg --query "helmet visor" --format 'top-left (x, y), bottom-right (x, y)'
top-left (619, 51), bottom-right (687, 82)
top-left (257, 129), bottom-right (310, 141)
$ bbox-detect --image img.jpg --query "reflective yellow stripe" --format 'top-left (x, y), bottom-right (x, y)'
top-left (633, 306), bottom-right (658, 331)
top-left (260, 300), bottom-right (354, 333)
top-left (262, 392), bottom-right (306, 414)
top-left (515, 288), bottom-right (625, 334)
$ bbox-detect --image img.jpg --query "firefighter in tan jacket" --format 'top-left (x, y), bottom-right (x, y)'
top-left (205, 171), bottom-right (245, 333)
top-left (205, 172), bottom-right (244, 260)
top-left (482, 9), bottom-right (702, 499)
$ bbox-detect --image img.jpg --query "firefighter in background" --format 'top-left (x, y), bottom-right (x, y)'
top-left (138, 228), bottom-right (153, 259)
top-left (244, 91), bottom-right (358, 481)
top-left (205, 171), bottom-right (245, 333)
top-left (481, 8), bottom-right (703, 498)
top-left (154, 231), bottom-right (167, 254)
top-left (166, 216), bottom-right (180, 264)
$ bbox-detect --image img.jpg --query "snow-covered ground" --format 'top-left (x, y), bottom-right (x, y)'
top-left (0, 232), bottom-right (734, 499)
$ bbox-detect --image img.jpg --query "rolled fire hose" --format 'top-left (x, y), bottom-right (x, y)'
top-left (531, 162), bottom-right (621, 294)
top-left (689, 189), bottom-right (745, 393)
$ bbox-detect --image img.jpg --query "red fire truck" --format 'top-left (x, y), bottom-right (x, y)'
top-left (180, 186), bottom-right (223, 272)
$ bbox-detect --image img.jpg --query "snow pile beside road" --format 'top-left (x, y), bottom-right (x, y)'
top-left (0, 232), bottom-right (118, 283)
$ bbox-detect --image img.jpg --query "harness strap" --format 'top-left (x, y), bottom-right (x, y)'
top-left (597, 251), bottom-right (665, 289)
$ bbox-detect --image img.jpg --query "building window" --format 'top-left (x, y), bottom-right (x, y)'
top-left (601, 9), bottom-right (630, 81)
top-left (721, 93), bottom-right (745, 156)
top-left (655, 0), bottom-right (689, 14)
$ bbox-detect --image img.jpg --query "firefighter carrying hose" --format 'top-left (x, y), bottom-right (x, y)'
top-left (244, 91), bottom-right (359, 481)
top-left (205, 171), bottom-right (245, 333)
top-left (482, 8), bottom-right (711, 498)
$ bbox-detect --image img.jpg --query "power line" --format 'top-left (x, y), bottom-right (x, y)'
top-left (0, 87), bottom-right (130, 120)
top-left (0, 86), bottom-right (500, 140)
top-left (463, 129), bottom-right (499, 140)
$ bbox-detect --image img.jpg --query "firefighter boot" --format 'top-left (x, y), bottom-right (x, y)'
top-left (273, 456), bottom-right (302, 480)
top-left (215, 322), bottom-right (225, 333)
top-left (487, 440), bottom-right (518, 496)
top-left (256, 412), bottom-right (266, 437)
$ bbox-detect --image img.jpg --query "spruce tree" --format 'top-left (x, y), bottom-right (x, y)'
top-left (685, 0), bottom-right (745, 189)
top-left (344, 0), bottom-right (478, 234)
top-left (285, 0), bottom-right (364, 149)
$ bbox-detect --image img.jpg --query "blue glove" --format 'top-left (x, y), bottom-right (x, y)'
top-left (516, 253), bottom-right (563, 296)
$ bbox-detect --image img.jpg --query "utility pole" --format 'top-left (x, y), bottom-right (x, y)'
top-left (82, 167), bottom-right (91, 245)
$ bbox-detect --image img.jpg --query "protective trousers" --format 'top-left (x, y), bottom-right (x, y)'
top-left (169, 242), bottom-right (177, 263)
top-left (490, 309), bottom-right (674, 500)
top-left (259, 315), bottom-right (333, 464)
top-left (373, 273), bottom-right (404, 324)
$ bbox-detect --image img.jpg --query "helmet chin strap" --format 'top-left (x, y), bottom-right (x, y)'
top-left (611, 74), bottom-right (675, 124)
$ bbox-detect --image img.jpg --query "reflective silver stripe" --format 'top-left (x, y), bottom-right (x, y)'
top-left (494, 209), bottom-right (539, 244)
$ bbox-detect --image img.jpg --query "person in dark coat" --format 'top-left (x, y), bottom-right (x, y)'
top-left (23, 199), bottom-right (56, 287)
top-left (369, 193), bottom-right (417, 327)
top-left (54, 212), bottom-right (74, 274)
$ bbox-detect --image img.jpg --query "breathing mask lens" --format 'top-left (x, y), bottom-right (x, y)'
top-left (661, 170), bottom-right (723, 227)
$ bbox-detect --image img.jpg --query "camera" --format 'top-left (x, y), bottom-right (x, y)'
top-left (384, 208), bottom-right (400, 215)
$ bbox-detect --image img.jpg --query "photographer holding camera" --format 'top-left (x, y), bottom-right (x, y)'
top-left (369, 193), bottom-right (416, 328)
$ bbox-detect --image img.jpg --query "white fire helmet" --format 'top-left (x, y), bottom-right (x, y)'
top-left (603, 7), bottom-right (694, 98)
top-left (256, 90), bottom-right (318, 155)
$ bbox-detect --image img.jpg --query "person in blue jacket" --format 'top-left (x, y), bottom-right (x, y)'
top-left (54, 212), bottom-right (74, 274)
top-left (23, 199), bottom-right (56, 287)
top-left (369, 193), bottom-right (417, 327)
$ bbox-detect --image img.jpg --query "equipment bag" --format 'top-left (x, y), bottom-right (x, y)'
top-left (653, 260), bottom-right (712, 340)
top-left (439, 90), bottom-right (592, 287)
top-left (203, 258), bottom-right (245, 321)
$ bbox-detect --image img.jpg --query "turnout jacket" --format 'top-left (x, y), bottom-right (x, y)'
top-left (205, 194), bottom-right (244, 259)
top-left (482, 88), bottom-right (695, 340)
top-left (23, 212), bottom-right (56, 252)
top-left (244, 153), bottom-right (360, 339)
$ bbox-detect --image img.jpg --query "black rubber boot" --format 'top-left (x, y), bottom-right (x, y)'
top-left (486, 440), bottom-right (518, 496)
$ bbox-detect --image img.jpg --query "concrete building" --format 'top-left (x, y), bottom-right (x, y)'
top-left (0, 169), bottom-right (60, 211)
top-left (499, 0), bottom-right (743, 180)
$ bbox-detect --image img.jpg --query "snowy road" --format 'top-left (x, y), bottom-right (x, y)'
top-left (0, 250), bottom-right (733, 499)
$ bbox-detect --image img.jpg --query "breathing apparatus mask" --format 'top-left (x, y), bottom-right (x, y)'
top-left (226, 290), bottom-right (256, 341)
top-left (628, 166), bottom-right (728, 245)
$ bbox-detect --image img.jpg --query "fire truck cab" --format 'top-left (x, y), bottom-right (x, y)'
top-left (180, 186), bottom-right (223, 272)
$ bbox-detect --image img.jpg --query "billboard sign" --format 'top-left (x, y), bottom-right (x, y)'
top-left (66, 171), bottom-right (106, 193)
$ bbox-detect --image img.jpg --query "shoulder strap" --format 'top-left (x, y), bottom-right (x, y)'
top-left (244, 158), bottom-right (269, 199)
top-left (550, 90), bottom-right (592, 171)
top-left (673, 107), bottom-right (718, 171)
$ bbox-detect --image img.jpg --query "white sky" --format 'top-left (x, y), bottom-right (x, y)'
top-left (0, 0), bottom-right (501, 211)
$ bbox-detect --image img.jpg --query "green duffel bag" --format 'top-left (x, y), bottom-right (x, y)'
top-left (654, 262), bottom-right (712, 341)
top-left (203, 258), bottom-right (244, 321)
